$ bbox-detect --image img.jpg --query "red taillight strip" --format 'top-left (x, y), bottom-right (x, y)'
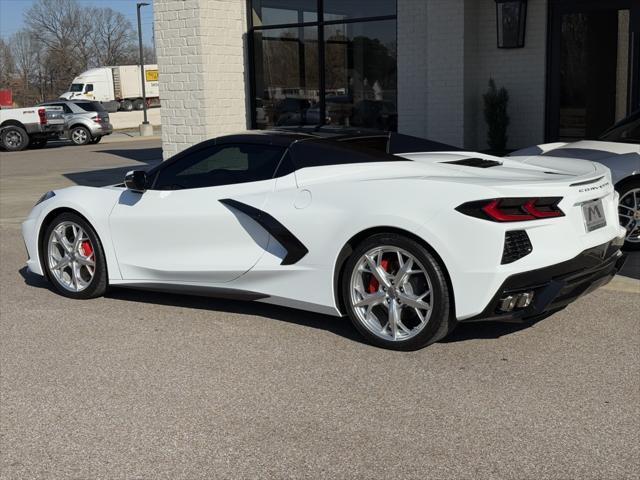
top-left (523, 199), bottom-right (563, 218)
top-left (482, 199), bottom-right (535, 222)
top-left (38, 108), bottom-right (47, 125)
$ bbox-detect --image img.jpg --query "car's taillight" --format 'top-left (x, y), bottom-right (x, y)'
top-left (92, 115), bottom-right (102, 123)
top-left (456, 197), bottom-right (564, 222)
top-left (38, 108), bottom-right (47, 125)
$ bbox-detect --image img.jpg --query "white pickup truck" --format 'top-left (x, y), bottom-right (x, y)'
top-left (0, 106), bottom-right (65, 151)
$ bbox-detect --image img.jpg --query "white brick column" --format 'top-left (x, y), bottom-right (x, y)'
top-left (398, 0), bottom-right (466, 148)
top-left (154, 0), bottom-right (248, 159)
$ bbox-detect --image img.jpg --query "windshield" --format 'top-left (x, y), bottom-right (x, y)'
top-left (69, 83), bottom-right (84, 92)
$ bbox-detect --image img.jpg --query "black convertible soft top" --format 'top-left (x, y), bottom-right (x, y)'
top-left (271, 126), bottom-right (462, 154)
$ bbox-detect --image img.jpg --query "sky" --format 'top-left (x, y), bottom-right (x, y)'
top-left (0, 0), bottom-right (155, 45)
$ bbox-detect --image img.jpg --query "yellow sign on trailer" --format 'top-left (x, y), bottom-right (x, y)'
top-left (145, 69), bottom-right (159, 82)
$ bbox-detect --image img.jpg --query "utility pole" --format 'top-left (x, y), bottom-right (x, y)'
top-left (137, 2), bottom-right (152, 136)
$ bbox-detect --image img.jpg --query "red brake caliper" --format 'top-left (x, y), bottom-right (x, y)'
top-left (80, 240), bottom-right (93, 257)
top-left (367, 259), bottom-right (389, 293)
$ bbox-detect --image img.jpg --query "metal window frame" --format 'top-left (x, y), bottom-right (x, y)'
top-left (245, 0), bottom-right (398, 130)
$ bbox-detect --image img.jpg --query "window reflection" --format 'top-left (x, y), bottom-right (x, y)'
top-left (325, 20), bottom-right (397, 130)
top-left (252, 0), bottom-right (317, 27)
top-left (250, 1), bottom-right (397, 131)
top-left (253, 27), bottom-right (320, 127)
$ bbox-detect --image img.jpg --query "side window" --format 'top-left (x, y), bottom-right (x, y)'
top-left (153, 144), bottom-right (286, 190)
top-left (85, 84), bottom-right (94, 93)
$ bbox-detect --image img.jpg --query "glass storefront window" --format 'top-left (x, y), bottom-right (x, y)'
top-left (252, 0), bottom-right (317, 27)
top-left (249, 1), bottom-right (397, 131)
top-left (253, 27), bottom-right (320, 128)
top-left (323, 0), bottom-right (396, 22)
top-left (324, 19), bottom-right (397, 130)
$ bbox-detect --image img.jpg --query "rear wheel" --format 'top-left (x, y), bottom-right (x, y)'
top-left (341, 233), bottom-right (454, 350)
top-left (120, 100), bottom-right (133, 111)
top-left (43, 212), bottom-right (107, 299)
top-left (1, 125), bottom-right (29, 151)
top-left (133, 98), bottom-right (145, 110)
top-left (70, 126), bottom-right (90, 145)
top-left (618, 179), bottom-right (640, 250)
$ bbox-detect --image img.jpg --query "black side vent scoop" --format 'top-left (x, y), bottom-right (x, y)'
top-left (443, 158), bottom-right (502, 168)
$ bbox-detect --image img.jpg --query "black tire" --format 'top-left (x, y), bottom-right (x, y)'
top-left (120, 100), bottom-right (133, 112)
top-left (133, 98), bottom-right (145, 110)
top-left (89, 136), bottom-right (102, 144)
top-left (29, 137), bottom-right (48, 149)
top-left (341, 233), bottom-right (455, 351)
top-left (617, 178), bottom-right (640, 251)
top-left (42, 212), bottom-right (108, 299)
top-left (1, 125), bottom-right (29, 151)
top-left (69, 126), bottom-right (91, 145)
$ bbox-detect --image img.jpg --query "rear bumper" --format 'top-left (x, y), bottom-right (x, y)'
top-left (462, 237), bottom-right (627, 323)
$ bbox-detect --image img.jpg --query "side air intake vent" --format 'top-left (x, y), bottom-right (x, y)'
top-left (502, 231), bottom-right (533, 264)
top-left (444, 158), bottom-right (502, 168)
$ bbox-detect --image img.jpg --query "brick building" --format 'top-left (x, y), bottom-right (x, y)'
top-left (153, 0), bottom-right (639, 158)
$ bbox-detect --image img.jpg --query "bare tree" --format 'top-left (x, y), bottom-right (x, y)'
top-left (10, 31), bottom-right (40, 104)
top-left (0, 38), bottom-right (15, 88)
top-left (7, 0), bottom-right (158, 104)
top-left (25, 0), bottom-right (93, 87)
top-left (91, 8), bottom-right (135, 66)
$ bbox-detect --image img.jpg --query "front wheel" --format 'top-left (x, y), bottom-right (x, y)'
top-left (341, 233), bottom-right (454, 350)
top-left (618, 179), bottom-right (640, 250)
top-left (43, 212), bottom-right (108, 299)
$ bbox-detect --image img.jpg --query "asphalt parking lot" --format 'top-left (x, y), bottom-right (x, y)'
top-left (1, 140), bottom-right (639, 479)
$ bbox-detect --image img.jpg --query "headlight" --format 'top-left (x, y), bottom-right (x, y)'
top-left (35, 191), bottom-right (55, 206)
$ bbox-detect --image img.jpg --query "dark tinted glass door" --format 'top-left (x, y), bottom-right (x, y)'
top-left (547, 1), bottom-right (639, 141)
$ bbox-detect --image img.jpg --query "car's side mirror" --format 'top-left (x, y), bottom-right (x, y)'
top-left (124, 170), bottom-right (148, 192)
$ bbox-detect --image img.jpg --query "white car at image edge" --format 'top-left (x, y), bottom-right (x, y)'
top-left (21, 130), bottom-right (627, 350)
top-left (509, 111), bottom-right (640, 249)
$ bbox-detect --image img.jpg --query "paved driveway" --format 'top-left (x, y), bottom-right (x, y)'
top-left (1, 141), bottom-right (638, 479)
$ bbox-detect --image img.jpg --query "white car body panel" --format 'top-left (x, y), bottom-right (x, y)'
top-left (510, 140), bottom-right (640, 186)
top-left (22, 136), bottom-right (626, 321)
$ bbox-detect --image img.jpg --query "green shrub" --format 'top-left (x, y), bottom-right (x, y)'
top-left (483, 79), bottom-right (510, 151)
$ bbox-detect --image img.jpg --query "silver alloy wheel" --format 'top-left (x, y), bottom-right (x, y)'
top-left (71, 128), bottom-right (88, 145)
top-left (47, 221), bottom-right (96, 292)
top-left (5, 130), bottom-right (23, 148)
top-left (619, 188), bottom-right (640, 244)
top-left (349, 246), bottom-right (433, 342)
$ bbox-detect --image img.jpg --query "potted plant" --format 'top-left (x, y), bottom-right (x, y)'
top-left (483, 78), bottom-right (510, 154)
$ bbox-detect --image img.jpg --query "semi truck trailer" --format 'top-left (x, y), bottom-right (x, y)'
top-left (60, 65), bottom-right (159, 112)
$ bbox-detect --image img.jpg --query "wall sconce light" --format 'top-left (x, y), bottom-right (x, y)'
top-left (495, 0), bottom-right (528, 48)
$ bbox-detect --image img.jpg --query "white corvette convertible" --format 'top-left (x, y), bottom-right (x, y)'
top-left (22, 131), bottom-right (627, 350)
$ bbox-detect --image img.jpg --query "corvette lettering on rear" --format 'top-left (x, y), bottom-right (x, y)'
top-left (579, 182), bottom-right (610, 193)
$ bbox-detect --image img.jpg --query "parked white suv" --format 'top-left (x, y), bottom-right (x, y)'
top-left (0, 106), bottom-right (65, 151)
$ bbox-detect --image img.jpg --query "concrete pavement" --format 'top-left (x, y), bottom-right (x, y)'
top-left (1, 141), bottom-right (638, 479)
